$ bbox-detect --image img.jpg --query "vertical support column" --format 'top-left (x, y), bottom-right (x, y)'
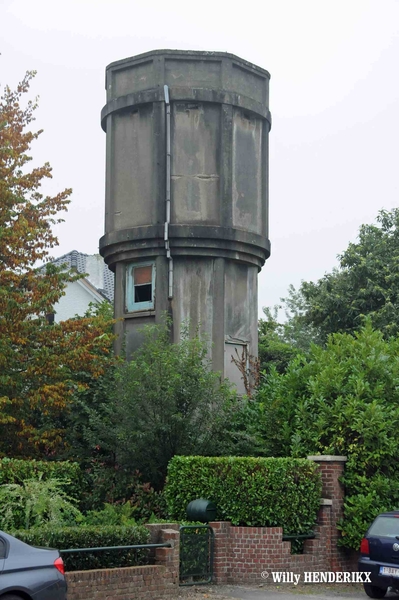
top-left (308, 455), bottom-right (347, 571)
top-left (152, 100), bottom-right (166, 227)
top-left (104, 113), bottom-right (114, 234)
top-left (154, 528), bottom-right (180, 586)
top-left (261, 117), bottom-right (269, 240)
top-left (212, 258), bottom-right (225, 374)
top-left (113, 262), bottom-right (125, 355)
top-left (220, 104), bottom-right (233, 228)
top-left (209, 521), bottom-right (231, 584)
top-left (154, 255), bottom-right (170, 323)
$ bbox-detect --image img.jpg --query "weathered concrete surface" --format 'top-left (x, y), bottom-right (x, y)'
top-left (100, 50), bottom-right (271, 378)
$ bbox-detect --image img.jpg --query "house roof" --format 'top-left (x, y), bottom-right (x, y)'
top-left (47, 250), bottom-right (114, 302)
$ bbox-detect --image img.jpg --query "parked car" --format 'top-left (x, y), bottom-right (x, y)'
top-left (0, 529), bottom-right (67, 600)
top-left (359, 510), bottom-right (399, 598)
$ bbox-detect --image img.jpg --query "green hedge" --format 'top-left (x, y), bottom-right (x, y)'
top-left (0, 458), bottom-right (82, 501)
top-left (165, 456), bottom-right (321, 534)
top-left (14, 525), bottom-right (151, 571)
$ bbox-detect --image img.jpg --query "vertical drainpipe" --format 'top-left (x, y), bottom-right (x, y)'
top-left (164, 84), bottom-right (173, 299)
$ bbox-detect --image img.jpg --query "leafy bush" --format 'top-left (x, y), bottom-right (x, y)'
top-left (165, 456), bottom-right (321, 534)
top-left (254, 366), bottom-right (298, 458)
top-left (259, 321), bottom-right (399, 549)
top-left (128, 477), bottom-right (167, 522)
top-left (0, 476), bottom-right (82, 530)
top-left (82, 502), bottom-right (170, 527)
top-left (83, 320), bottom-right (236, 489)
top-left (78, 462), bottom-right (167, 518)
top-left (14, 525), bottom-right (150, 571)
top-left (0, 458), bottom-right (82, 501)
top-left (82, 502), bottom-right (137, 527)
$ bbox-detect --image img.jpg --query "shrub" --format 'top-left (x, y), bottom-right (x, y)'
top-left (83, 320), bottom-right (236, 490)
top-left (128, 478), bottom-right (167, 522)
top-left (278, 322), bottom-right (399, 549)
top-left (0, 476), bottom-right (82, 530)
top-left (78, 462), bottom-right (167, 518)
top-left (165, 456), bottom-right (321, 534)
top-left (14, 525), bottom-right (151, 571)
top-left (82, 502), bottom-right (137, 527)
top-left (0, 458), bottom-right (82, 501)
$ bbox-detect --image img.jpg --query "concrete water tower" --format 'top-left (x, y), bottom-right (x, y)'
top-left (99, 50), bottom-right (271, 391)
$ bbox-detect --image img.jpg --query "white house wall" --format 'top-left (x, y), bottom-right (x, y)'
top-left (54, 280), bottom-right (103, 323)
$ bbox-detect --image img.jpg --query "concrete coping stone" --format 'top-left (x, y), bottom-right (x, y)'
top-left (307, 455), bottom-right (347, 462)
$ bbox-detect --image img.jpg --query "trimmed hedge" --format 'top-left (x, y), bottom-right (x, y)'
top-left (14, 525), bottom-right (151, 571)
top-left (165, 456), bottom-right (321, 534)
top-left (0, 458), bottom-right (82, 501)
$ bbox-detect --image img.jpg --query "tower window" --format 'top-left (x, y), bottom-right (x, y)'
top-left (126, 263), bottom-right (155, 312)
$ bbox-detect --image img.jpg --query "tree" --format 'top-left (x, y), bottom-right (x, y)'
top-left (59, 301), bottom-right (118, 464)
top-left (0, 72), bottom-right (113, 457)
top-left (256, 321), bottom-right (399, 549)
top-left (282, 209), bottom-right (399, 341)
top-left (257, 296), bottom-right (322, 375)
top-left (83, 320), bottom-right (240, 490)
top-left (258, 306), bottom-right (303, 375)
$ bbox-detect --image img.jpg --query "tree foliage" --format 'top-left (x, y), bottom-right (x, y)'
top-left (256, 321), bottom-right (399, 549)
top-left (0, 72), bottom-right (113, 457)
top-left (83, 320), bottom-right (240, 490)
top-left (280, 209), bottom-right (399, 342)
top-left (58, 301), bottom-right (118, 461)
top-left (258, 306), bottom-right (304, 375)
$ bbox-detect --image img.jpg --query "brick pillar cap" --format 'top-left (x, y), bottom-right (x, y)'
top-left (307, 455), bottom-right (347, 462)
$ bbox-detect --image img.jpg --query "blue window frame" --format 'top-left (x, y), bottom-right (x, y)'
top-left (125, 262), bottom-right (155, 312)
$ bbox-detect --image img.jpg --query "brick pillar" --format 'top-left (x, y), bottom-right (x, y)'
top-left (303, 498), bottom-right (332, 572)
top-left (145, 523), bottom-right (179, 563)
top-left (154, 528), bottom-right (180, 585)
top-left (209, 521), bottom-right (231, 584)
top-left (308, 455), bottom-right (347, 571)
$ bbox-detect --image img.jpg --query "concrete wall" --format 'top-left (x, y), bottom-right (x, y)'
top-left (100, 50), bottom-right (271, 383)
top-left (171, 103), bottom-right (220, 225)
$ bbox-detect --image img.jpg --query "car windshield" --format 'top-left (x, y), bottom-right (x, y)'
top-left (368, 516), bottom-right (399, 538)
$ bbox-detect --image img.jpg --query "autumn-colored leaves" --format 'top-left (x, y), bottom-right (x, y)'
top-left (0, 72), bottom-right (113, 458)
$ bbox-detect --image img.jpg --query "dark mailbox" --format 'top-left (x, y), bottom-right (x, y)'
top-left (186, 499), bottom-right (217, 523)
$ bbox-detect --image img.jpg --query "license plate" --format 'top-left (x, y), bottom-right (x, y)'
top-left (380, 566), bottom-right (399, 577)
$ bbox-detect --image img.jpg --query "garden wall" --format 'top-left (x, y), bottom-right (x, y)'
top-left (211, 455), bottom-right (357, 584)
top-left (65, 456), bottom-right (355, 598)
top-left (65, 527), bottom-right (179, 600)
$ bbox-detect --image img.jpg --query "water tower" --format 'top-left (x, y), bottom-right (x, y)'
top-left (99, 50), bottom-right (271, 391)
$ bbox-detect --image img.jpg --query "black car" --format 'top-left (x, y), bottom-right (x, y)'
top-left (359, 511), bottom-right (399, 598)
top-left (0, 530), bottom-right (67, 600)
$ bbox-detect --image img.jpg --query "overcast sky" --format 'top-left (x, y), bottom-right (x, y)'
top-left (2, 0), bottom-right (399, 318)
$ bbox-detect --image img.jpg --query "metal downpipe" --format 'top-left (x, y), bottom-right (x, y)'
top-left (164, 84), bottom-right (173, 299)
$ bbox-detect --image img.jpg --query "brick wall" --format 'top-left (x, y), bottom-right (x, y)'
top-left (66, 455), bottom-right (355, 594)
top-left (210, 455), bottom-right (354, 584)
top-left (308, 455), bottom-right (358, 572)
top-left (210, 520), bottom-right (332, 584)
top-left (66, 527), bottom-right (179, 600)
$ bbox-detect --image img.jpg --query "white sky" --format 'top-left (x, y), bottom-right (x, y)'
top-left (2, 0), bottom-right (399, 318)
